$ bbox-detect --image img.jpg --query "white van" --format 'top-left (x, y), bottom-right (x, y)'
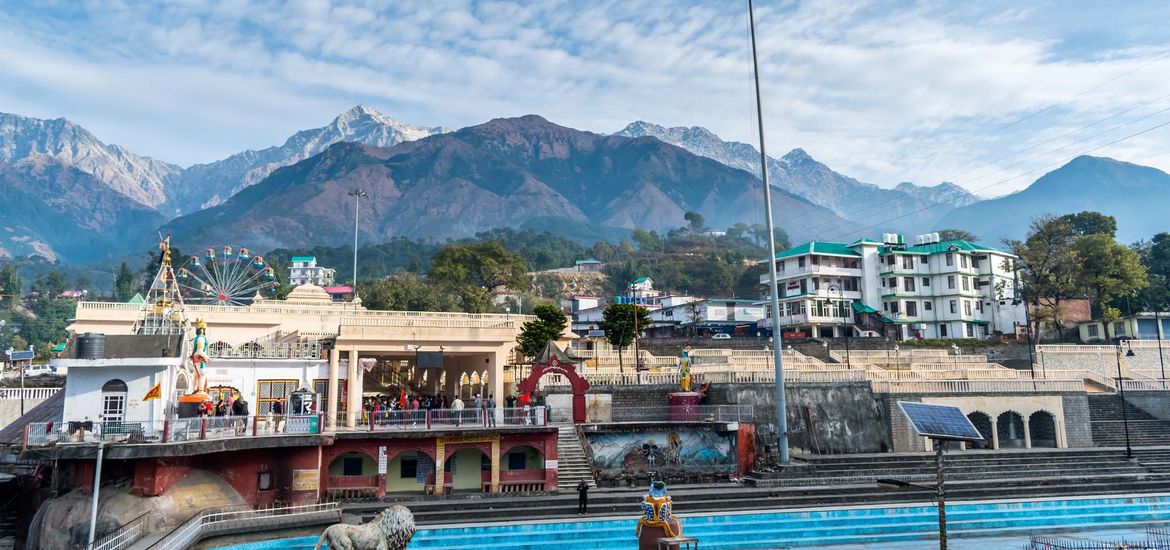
top-left (23, 364), bottom-right (52, 377)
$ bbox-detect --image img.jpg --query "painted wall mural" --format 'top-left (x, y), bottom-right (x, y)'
top-left (585, 428), bottom-right (737, 479)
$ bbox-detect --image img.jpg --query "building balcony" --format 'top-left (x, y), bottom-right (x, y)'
top-left (761, 265), bottom-right (863, 284)
top-left (759, 314), bottom-right (853, 328)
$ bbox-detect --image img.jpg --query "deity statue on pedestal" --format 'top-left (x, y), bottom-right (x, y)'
top-left (636, 475), bottom-right (682, 549)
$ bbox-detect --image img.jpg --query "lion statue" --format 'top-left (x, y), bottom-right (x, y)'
top-left (313, 505), bottom-right (416, 550)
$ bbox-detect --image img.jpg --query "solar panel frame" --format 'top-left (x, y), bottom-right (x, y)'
top-left (897, 401), bottom-right (985, 443)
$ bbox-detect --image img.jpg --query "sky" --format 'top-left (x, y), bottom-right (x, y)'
top-left (3, 0), bottom-right (1170, 198)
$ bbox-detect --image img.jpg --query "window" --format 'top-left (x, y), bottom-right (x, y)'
top-left (1114, 322), bottom-right (1127, 336)
top-left (919, 256), bottom-right (928, 264)
top-left (940, 324), bottom-right (948, 337)
top-left (798, 257), bottom-right (806, 268)
top-left (1088, 324), bottom-right (1100, 337)
top-left (960, 255), bottom-right (968, 269)
top-left (843, 278), bottom-right (859, 291)
top-left (101, 379), bottom-right (128, 423)
top-left (965, 323), bottom-right (972, 337)
top-left (343, 456), bottom-right (363, 476)
top-left (313, 380), bottom-right (349, 413)
top-left (922, 277), bottom-right (930, 287)
top-left (904, 277), bottom-right (916, 291)
top-left (509, 452), bottom-right (528, 470)
top-left (946, 253), bottom-right (954, 266)
top-left (964, 301), bottom-right (972, 316)
top-left (947, 275), bottom-right (956, 289)
top-left (949, 300), bottom-right (958, 314)
top-left (977, 300), bottom-right (984, 313)
top-left (905, 301), bottom-right (918, 317)
top-left (924, 301), bottom-right (932, 311)
top-left (886, 255), bottom-right (895, 266)
top-left (401, 455), bottom-right (419, 478)
top-left (903, 256), bottom-right (914, 270)
top-left (811, 255), bottom-right (820, 265)
top-left (962, 277), bottom-right (970, 291)
top-left (258, 471), bottom-right (273, 491)
top-left (258, 379), bottom-right (298, 415)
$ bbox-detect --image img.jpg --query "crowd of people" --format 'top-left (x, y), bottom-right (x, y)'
top-left (359, 389), bottom-right (549, 426)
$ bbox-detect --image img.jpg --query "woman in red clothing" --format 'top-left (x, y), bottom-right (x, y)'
top-left (518, 391), bottom-right (532, 425)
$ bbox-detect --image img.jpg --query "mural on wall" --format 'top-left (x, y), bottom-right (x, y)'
top-left (585, 428), bottom-right (737, 479)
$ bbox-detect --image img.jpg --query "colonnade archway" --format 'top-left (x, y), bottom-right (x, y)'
top-left (921, 397), bottom-right (1068, 451)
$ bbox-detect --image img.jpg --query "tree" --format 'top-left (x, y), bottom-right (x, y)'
top-left (684, 211), bottom-right (707, 233)
top-left (590, 241), bottom-right (616, 263)
top-left (631, 229), bottom-right (662, 251)
top-left (114, 262), bottom-right (136, 301)
top-left (1133, 232), bottom-right (1170, 311)
top-left (0, 264), bottom-right (20, 308)
top-left (598, 303), bottom-right (651, 372)
top-left (517, 303), bottom-right (568, 358)
top-left (1007, 216), bottom-right (1081, 339)
top-left (1074, 233), bottom-right (1147, 319)
top-left (936, 229), bottom-right (979, 242)
top-left (1059, 211), bottom-right (1117, 238)
top-left (428, 241), bottom-right (529, 313)
top-left (359, 271), bottom-right (459, 312)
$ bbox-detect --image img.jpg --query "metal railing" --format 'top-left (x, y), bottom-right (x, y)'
top-left (149, 502), bottom-right (340, 550)
top-left (0, 387), bottom-right (61, 400)
top-left (23, 414), bottom-right (323, 448)
top-left (207, 341), bottom-right (321, 360)
top-left (93, 512), bottom-right (153, 550)
top-left (608, 404), bottom-right (754, 423)
top-left (367, 407), bottom-right (547, 429)
top-left (871, 378), bottom-right (1084, 394)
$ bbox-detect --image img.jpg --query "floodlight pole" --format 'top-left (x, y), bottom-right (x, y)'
top-left (748, 0), bottom-right (789, 465)
top-left (1116, 341), bottom-right (1133, 459)
top-left (348, 188), bottom-right (367, 287)
top-left (86, 441), bottom-right (105, 550)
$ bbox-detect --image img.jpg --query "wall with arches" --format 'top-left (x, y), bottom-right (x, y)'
top-left (887, 393), bottom-right (1093, 452)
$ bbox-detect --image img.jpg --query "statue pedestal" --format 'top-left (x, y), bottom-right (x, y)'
top-left (637, 520), bottom-right (682, 550)
top-left (177, 393), bottom-right (211, 418)
top-left (667, 392), bottom-right (701, 422)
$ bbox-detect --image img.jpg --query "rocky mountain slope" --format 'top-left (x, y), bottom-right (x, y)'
top-left (162, 115), bottom-right (864, 251)
top-left (938, 155), bottom-right (1170, 242)
top-left (172, 105), bottom-right (447, 213)
top-left (0, 158), bottom-right (167, 261)
top-left (0, 112), bottom-right (180, 209)
top-left (615, 121), bottom-right (979, 234)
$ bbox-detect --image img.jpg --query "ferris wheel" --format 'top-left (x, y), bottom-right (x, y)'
top-left (175, 245), bottom-right (278, 306)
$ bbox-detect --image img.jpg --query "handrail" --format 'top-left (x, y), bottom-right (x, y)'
top-left (0, 387), bottom-right (61, 400)
top-left (149, 502), bottom-right (340, 550)
top-left (93, 512), bottom-right (153, 550)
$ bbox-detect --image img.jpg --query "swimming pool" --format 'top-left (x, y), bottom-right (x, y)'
top-left (215, 493), bottom-right (1170, 549)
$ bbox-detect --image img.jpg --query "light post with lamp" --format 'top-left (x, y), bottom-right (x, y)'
top-left (1116, 339), bottom-right (1136, 459)
top-left (347, 188), bottom-right (367, 287)
top-left (829, 284), bottom-right (851, 369)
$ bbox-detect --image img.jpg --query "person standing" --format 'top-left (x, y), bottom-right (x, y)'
top-left (452, 395), bottom-right (465, 426)
top-left (505, 393), bottom-right (517, 424)
top-left (518, 391), bottom-right (532, 425)
top-left (485, 393), bottom-right (497, 427)
top-left (576, 479), bottom-right (589, 515)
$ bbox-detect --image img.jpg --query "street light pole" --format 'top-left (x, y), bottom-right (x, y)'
top-left (86, 441), bottom-right (105, 550)
top-left (1116, 341), bottom-right (1133, 459)
top-left (748, 0), bottom-right (789, 464)
top-left (1156, 309), bottom-right (1166, 389)
top-left (348, 188), bottom-right (367, 287)
top-left (935, 440), bottom-right (948, 550)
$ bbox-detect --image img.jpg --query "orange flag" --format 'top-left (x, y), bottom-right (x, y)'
top-left (144, 383), bottom-right (162, 401)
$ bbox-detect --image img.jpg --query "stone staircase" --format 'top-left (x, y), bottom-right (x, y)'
top-left (1087, 394), bottom-right (1170, 446)
top-left (555, 424), bottom-right (595, 490)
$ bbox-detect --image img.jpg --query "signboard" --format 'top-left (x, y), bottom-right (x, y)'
top-left (416, 351), bottom-right (443, 369)
top-left (586, 330), bottom-right (606, 338)
top-left (360, 358), bottom-right (377, 373)
top-left (291, 469), bottom-right (319, 491)
top-left (6, 350), bottom-right (33, 361)
top-left (377, 446), bottom-right (388, 474)
top-left (545, 460), bottom-right (558, 469)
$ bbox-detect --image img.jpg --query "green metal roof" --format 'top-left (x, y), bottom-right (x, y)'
top-left (632, 277), bottom-right (651, 283)
top-left (772, 241), bottom-right (861, 261)
top-left (127, 293), bottom-right (145, 304)
top-left (291, 256), bottom-right (316, 263)
top-left (51, 343), bottom-right (66, 352)
top-left (878, 239), bottom-right (1001, 255)
top-left (576, 258), bottom-right (601, 264)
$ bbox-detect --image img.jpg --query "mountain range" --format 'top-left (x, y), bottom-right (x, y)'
top-left (0, 106), bottom-right (1166, 264)
top-left (614, 121), bottom-right (979, 234)
top-left (161, 115), bottom-right (863, 251)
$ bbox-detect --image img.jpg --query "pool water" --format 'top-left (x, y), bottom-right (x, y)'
top-left (215, 494), bottom-right (1170, 550)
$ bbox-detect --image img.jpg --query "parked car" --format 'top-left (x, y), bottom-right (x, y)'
top-left (23, 364), bottom-right (52, 377)
top-left (711, 333), bottom-right (731, 340)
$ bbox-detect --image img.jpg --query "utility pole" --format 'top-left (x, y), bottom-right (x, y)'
top-left (348, 188), bottom-right (367, 288)
top-left (748, 0), bottom-right (789, 464)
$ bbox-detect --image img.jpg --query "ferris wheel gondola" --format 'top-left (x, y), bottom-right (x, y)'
top-left (176, 244), bottom-right (278, 306)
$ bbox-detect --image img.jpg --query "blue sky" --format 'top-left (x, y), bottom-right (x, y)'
top-left (3, 0), bottom-right (1170, 197)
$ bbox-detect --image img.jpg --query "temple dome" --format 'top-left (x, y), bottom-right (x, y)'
top-left (283, 284), bottom-right (333, 305)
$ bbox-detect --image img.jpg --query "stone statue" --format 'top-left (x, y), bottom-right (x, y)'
top-left (678, 348), bottom-right (693, 392)
top-left (190, 318), bottom-right (210, 394)
top-left (313, 505), bottom-right (416, 550)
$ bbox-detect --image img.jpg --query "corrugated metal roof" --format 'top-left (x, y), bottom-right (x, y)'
top-left (772, 241), bottom-right (861, 260)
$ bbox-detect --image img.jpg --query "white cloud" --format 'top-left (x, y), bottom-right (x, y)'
top-left (1, 0), bottom-right (1169, 198)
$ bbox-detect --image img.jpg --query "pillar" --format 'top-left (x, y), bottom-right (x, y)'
top-left (347, 349), bottom-right (360, 429)
top-left (1056, 419), bottom-right (1067, 448)
top-left (1022, 417), bottom-right (1032, 449)
top-left (434, 440), bottom-right (446, 495)
top-left (490, 437), bottom-right (501, 493)
top-left (990, 418), bottom-right (1000, 450)
top-left (544, 432), bottom-right (559, 492)
top-left (327, 349), bottom-right (340, 430)
top-left (492, 349), bottom-right (507, 417)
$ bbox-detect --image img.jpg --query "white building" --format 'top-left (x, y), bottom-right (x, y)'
top-left (289, 256), bottom-right (336, 287)
top-left (649, 298), bottom-right (765, 336)
top-left (759, 233), bottom-right (1026, 340)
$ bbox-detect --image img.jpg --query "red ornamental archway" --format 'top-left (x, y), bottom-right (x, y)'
top-left (517, 345), bottom-right (590, 423)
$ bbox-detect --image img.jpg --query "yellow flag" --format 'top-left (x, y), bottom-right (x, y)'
top-left (144, 383), bottom-right (162, 401)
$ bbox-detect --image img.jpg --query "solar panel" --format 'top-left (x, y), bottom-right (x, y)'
top-left (897, 401), bottom-right (985, 442)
